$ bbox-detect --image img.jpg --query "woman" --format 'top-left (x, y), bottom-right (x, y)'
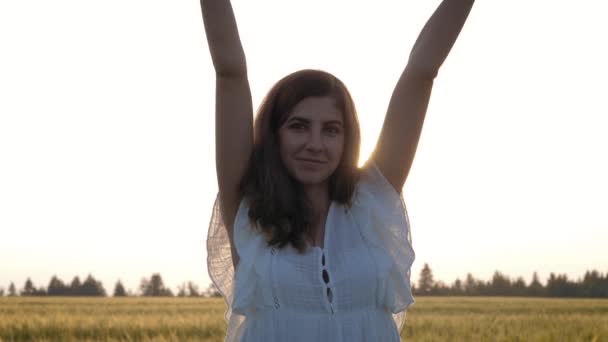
top-left (202, 0), bottom-right (474, 341)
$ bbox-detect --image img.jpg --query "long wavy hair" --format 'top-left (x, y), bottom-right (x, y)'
top-left (239, 69), bottom-right (361, 254)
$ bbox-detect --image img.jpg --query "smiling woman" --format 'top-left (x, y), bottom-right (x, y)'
top-left (201, 0), bottom-right (475, 341)
top-left (239, 70), bottom-right (361, 255)
top-left (278, 96), bottom-right (345, 188)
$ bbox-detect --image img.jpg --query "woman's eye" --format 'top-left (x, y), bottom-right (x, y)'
top-left (289, 123), bottom-right (305, 130)
top-left (325, 127), bottom-right (340, 134)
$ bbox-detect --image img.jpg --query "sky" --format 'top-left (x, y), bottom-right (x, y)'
top-left (1, 0), bottom-right (607, 294)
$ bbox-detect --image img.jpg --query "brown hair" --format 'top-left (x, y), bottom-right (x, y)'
top-left (239, 69), bottom-right (361, 253)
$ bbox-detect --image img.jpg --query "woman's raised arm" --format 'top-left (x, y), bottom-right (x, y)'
top-left (201, 0), bottom-right (249, 77)
top-left (369, 0), bottom-right (475, 193)
top-left (201, 0), bottom-right (253, 266)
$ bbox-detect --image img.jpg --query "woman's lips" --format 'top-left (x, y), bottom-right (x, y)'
top-left (297, 158), bottom-right (324, 163)
top-left (296, 158), bottom-right (325, 169)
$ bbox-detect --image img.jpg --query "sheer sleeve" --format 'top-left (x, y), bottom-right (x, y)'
top-left (350, 162), bottom-right (416, 332)
top-left (206, 193), bottom-right (265, 341)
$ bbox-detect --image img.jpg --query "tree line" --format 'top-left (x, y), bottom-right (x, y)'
top-left (414, 263), bottom-right (608, 298)
top-left (0, 273), bottom-right (221, 298)
top-left (2, 266), bottom-right (607, 298)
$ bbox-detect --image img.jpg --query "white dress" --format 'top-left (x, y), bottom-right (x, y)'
top-left (207, 163), bottom-right (415, 342)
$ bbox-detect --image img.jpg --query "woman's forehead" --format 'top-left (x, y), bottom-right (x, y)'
top-left (287, 96), bottom-right (343, 123)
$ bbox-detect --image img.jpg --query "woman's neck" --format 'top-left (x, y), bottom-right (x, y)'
top-left (303, 182), bottom-right (330, 228)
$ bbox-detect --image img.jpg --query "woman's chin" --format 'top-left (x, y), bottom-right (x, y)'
top-left (293, 171), bottom-right (329, 187)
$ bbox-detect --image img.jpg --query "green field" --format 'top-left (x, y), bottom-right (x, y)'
top-left (0, 297), bottom-right (606, 341)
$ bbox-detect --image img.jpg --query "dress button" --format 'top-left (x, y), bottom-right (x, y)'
top-left (270, 247), bottom-right (276, 255)
top-left (273, 296), bottom-right (280, 309)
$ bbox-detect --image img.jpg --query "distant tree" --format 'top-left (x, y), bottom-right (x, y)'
top-left (432, 281), bottom-right (450, 296)
top-left (113, 280), bottom-right (127, 297)
top-left (452, 278), bottom-right (464, 296)
top-left (139, 278), bottom-right (150, 295)
top-left (48, 275), bottom-right (68, 296)
top-left (0, 287), bottom-right (4, 296)
top-left (186, 282), bottom-right (200, 297)
top-left (8, 282), bottom-right (17, 296)
top-left (512, 277), bottom-right (527, 297)
top-left (581, 270), bottom-right (607, 298)
top-left (176, 281), bottom-right (201, 297)
top-left (21, 278), bottom-right (35, 296)
top-left (546, 273), bottom-right (577, 297)
top-left (491, 271), bottom-right (511, 296)
top-left (600, 271), bottom-right (608, 298)
top-left (476, 279), bottom-right (491, 296)
top-left (34, 286), bottom-right (47, 296)
top-left (80, 274), bottom-right (106, 296)
top-left (602, 271), bottom-right (608, 298)
top-left (148, 274), bottom-right (166, 296)
top-left (464, 273), bottom-right (478, 295)
top-left (140, 273), bottom-right (173, 297)
top-left (528, 272), bottom-right (544, 296)
top-left (70, 276), bottom-right (82, 296)
top-left (177, 283), bottom-right (187, 297)
top-left (418, 263), bottom-right (435, 295)
top-left (204, 283), bottom-right (221, 298)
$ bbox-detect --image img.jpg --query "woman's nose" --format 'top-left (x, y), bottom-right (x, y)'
top-left (305, 130), bottom-right (324, 151)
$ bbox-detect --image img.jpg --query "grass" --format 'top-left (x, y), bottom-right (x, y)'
top-left (0, 296), bottom-right (606, 341)
top-left (402, 297), bottom-right (608, 341)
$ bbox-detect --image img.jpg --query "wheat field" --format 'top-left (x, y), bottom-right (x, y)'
top-left (0, 297), bottom-right (606, 341)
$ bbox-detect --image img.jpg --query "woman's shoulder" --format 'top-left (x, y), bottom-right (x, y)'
top-left (349, 161), bottom-right (412, 250)
top-left (353, 162), bottom-right (403, 210)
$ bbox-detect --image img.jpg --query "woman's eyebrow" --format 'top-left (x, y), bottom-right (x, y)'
top-left (286, 116), bottom-right (309, 123)
top-left (323, 120), bottom-right (343, 126)
top-left (287, 116), bottom-right (343, 126)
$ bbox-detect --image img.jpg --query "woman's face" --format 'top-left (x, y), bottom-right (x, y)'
top-left (278, 96), bottom-right (345, 187)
